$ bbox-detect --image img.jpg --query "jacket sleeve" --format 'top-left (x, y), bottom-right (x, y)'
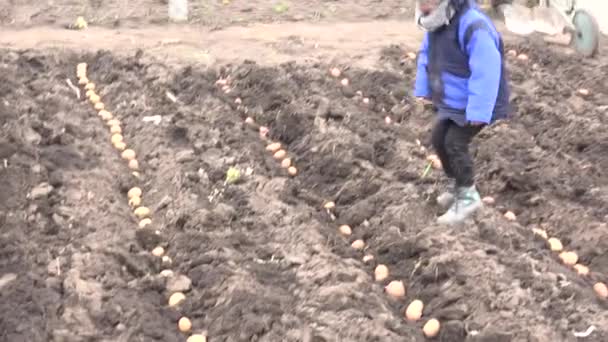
top-left (464, 28), bottom-right (501, 123)
top-left (413, 33), bottom-right (431, 98)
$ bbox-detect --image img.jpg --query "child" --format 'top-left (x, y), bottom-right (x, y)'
top-left (413, 0), bottom-right (511, 224)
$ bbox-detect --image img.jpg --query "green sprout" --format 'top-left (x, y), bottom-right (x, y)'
top-left (225, 167), bottom-right (241, 185)
top-left (421, 161), bottom-right (433, 178)
top-left (273, 1), bottom-right (289, 13)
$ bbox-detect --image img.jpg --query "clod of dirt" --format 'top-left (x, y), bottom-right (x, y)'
top-left (135, 228), bottom-right (163, 250)
top-left (176, 149), bottom-right (195, 163)
top-left (106, 249), bottom-right (156, 277)
top-left (0, 273), bottom-right (17, 291)
top-left (438, 320), bottom-right (466, 342)
top-left (166, 274), bottom-right (192, 293)
top-left (29, 182), bottom-right (54, 199)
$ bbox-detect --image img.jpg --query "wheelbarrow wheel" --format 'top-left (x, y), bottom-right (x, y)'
top-left (570, 9), bottom-right (600, 57)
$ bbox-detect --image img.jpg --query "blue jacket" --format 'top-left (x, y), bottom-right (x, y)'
top-left (414, 0), bottom-right (510, 125)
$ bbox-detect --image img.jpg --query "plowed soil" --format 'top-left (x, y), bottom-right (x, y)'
top-left (1, 3), bottom-right (608, 341)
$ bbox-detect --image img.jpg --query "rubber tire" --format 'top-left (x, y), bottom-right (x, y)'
top-left (570, 9), bottom-right (600, 58)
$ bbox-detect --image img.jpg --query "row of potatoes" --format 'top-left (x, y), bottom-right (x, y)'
top-left (76, 63), bottom-right (207, 342)
top-left (323, 201), bottom-right (440, 338)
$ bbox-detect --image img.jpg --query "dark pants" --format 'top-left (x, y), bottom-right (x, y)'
top-left (431, 119), bottom-right (483, 188)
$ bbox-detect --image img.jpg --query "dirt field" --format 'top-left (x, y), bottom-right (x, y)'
top-left (1, 1), bottom-right (608, 342)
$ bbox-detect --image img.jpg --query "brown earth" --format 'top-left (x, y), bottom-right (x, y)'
top-left (1, 1), bottom-right (608, 342)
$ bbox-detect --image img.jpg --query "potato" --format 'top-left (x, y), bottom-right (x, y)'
top-left (547, 237), bottom-right (563, 252)
top-left (362, 254), bottom-right (374, 263)
top-left (94, 102), bottom-right (105, 111)
top-left (577, 88), bottom-right (590, 97)
top-left (110, 125), bottom-right (122, 134)
top-left (559, 251), bottom-right (578, 266)
top-left (128, 187), bottom-right (142, 199)
top-left (517, 53), bottom-right (529, 61)
top-left (351, 239), bottom-right (365, 250)
top-left (504, 211), bottom-right (517, 221)
top-left (178, 317), bottom-right (192, 333)
top-left (287, 166), bottom-right (297, 176)
top-left (99, 110), bottom-right (113, 121)
top-left (138, 217), bottom-right (152, 229)
top-left (245, 117), bottom-right (255, 125)
top-left (85, 83), bottom-right (95, 90)
top-left (593, 282), bottom-right (608, 299)
top-left (121, 149), bottom-right (136, 161)
top-left (362, 98), bottom-right (370, 105)
top-left (107, 119), bottom-right (121, 127)
top-left (114, 141), bottom-right (126, 151)
top-left (85, 90), bottom-right (94, 98)
top-left (573, 264), bottom-right (589, 276)
top-left (134, 206), bottom-right (150, 219)
top-left (426, 154), bottom-right (442, 170)
top-left (160, 269), bottom-right (174, 277)
top-left (129, 196), bottom-right (141, 208)
top-left (168, 292), bottom-right (186, 307)
top-left (330, 67), bottom-right (341, 78)
top-left (423, 318), bottom-right (440, 337)
top-left (273, 149), bottom-right (287, 160)
top-left (324, 201), bottom-right (336, 210)
top-left (338, 225), bottom-right (352, 236)
top-left (385, 280), bottom-right (405, 298)
top-left (128, 159), bottom-right (139, 171)
top-left (186, 335), bottom-right (207, 342)
top-left (405, 300), bottom-right (424, 321)
top-left (374, 264), bottom-right (389, 282)
top-left (507, 49), bottom-right (517, 57)
top-left (385, 116), bottom-right (392, 125)
top-left (281, 158), bottom-right (291, 168)
top-left (406, 52), bottom-right (417, 59)
top-left (162, 255), bottom-right (172, 267)
top-left (151, 246), bottom-right (165, 257)
top-left (111, 134), bottom-right (123, 145)
top-left (139, 218), bottom-right (152, 228)
top-left (79, 77), bottom-right (89, 85)
top-left (341, 78), bottom-right (349, 86)
top-left (532, 228), bottom-right (548, 240)
top-left (89, 94), bottom-right (100, 104)
top-left (235, 97), bottom-right (242, 104)
top-left (266, 142), bottom-right (281, 152)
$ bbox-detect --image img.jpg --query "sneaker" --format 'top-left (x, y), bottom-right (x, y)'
top-left (437, 185), bottom-right (483, 225)
top-left (436, 179), bottom-right (456, 209)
